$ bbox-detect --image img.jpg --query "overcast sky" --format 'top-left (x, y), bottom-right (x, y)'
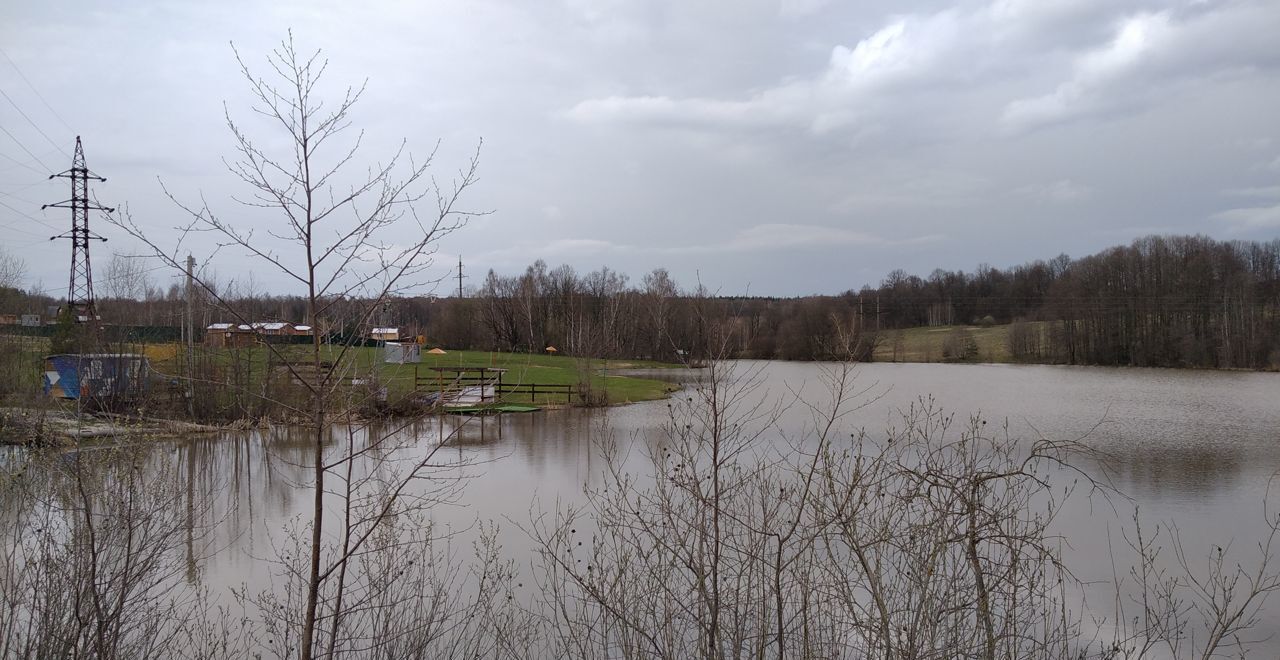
top-left (2, 0), bottom-right (1278, 298)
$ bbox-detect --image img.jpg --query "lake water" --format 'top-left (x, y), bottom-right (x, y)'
top-left (32, 361), bottom-right (1280, 652)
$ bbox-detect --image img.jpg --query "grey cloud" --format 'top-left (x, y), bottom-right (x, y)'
top-left (2, 0), bottom-right (1278, 297)
top-left (1012, 179), bottom-right (1093, 203)
top-left (1212, 204), bottom-right (1280, 230)
top-left (1003, 2), bottom-right (1280, 130)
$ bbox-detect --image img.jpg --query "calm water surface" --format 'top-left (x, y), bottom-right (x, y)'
top-left (172, 362), bottom-right (1280, 647)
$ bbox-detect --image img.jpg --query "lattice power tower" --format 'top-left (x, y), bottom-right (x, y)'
top-left (44, 136), bottom-right (112, 321)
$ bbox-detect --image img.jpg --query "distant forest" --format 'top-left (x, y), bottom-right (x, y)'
top-left (5, 234), bottom-right (1279, 369)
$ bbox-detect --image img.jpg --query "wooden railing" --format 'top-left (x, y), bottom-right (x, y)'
top-left (412, 374), bottom-right (578, 405)
top-left (493, 382), bottom-right (578, 405)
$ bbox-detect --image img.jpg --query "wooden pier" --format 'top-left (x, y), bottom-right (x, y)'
top-left (414, 366), bottom-right (580, 406)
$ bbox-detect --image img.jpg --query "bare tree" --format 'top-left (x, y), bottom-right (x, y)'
top-left (111, 33), bottom-right (486, 658)
top-left (0, 446), bottom-right (241, 659)
top-left (100, 252), bottom-right (155, 300)
top-left (0, 245), bottom-right (27, 291)
top-left (526, 337), bottom-right (1280, 658)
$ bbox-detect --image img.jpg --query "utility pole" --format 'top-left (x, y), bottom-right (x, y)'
top-left (457, 255), bottom-right (464, 298)
top-left (45, 136), bottom-right (112, 322)
top-left (185, 254), bottom-right (195, 416)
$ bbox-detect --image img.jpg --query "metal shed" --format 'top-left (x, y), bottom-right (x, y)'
top-left (44, 353), bottom-right (150, 401)
top-left (383, 341), bottom-right (421, 364)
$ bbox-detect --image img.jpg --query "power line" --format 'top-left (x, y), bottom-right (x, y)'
top-left (0, 198), bottom-right (59, 230)
top-left (0, 87), bottom-right (70, 158)
top-left (0, 216), bottom-right (46, 238)
top-left (0, 148), bottom-right (45, 175)
top-left (0, 124), bottom-right (52, 172)
top-left (0, 46), bottom-right (75, 135)
top-left (0, 178), bottom-right (49, 192)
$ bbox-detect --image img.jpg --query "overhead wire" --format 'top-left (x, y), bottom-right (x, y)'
top-left (0, 46), bottom-right (75, 135)
top-left (0, 198), bottom-right (59, 230)
top-left (0, 148), bottom-right (45, 175)
top-left (0, 87), bottom-right (70, 158)
top-left (0, 216), bottom-right (46, 238)
top-left (0, 124), bottom-right (53, 173)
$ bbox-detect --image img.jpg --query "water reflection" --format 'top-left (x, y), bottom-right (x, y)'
top-left (6, 361), bottom-right (1280, 649)
top-left (1104, 444), bottom-right (1244, 498)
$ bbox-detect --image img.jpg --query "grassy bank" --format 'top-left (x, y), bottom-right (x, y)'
top-left (354, 348), bottom-right (681, 404)
top-left (138, 345), bottom-right (683, 407)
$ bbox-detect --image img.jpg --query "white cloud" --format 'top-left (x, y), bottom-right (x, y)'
top-left (567, 94), bottom-right (780, 128)
top-left (1211, 203), bottom-right (1280, 230)
top-left (477, 238), bottom-right (629, 267)
top-left (1224, 185), bottom-right (1280, 198)
top-left (566, 1), bottom-right (1280, 140)
top-left (778, 0), bottom-right (831, 19)
top-left (1002, 2), bottom-right (1280, 131)
top-left (727, 223), bottom-right (883, 250)
top-left (1014, 179), bottom-right (1094, 203)
top-left (563, 8), bottom-right (976, 135)
top-left (664, 223), bottom-right (942, 254)
top-left (1002, 12), bottom-right (1170, 129)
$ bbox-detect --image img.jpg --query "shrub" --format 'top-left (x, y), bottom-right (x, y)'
top-left (942, 326), bottom-right (979, 361)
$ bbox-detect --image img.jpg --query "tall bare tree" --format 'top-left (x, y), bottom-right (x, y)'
top-left (113, 33), bottom-right (484, 658)
top-left (0, 245), bottom-right (26, 291)
top-left (100, 252), bottom-right (155, 301)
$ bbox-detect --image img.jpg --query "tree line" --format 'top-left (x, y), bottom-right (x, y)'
top-left (427, 234), bottom-right (1280, 368)
top-left (4, 234), bottom-right (1278, 369)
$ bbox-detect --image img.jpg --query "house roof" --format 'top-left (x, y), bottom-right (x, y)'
top-left (254, 322), bottom-right (291, 330)
top-left (371, 327), bottom-right (400, 334)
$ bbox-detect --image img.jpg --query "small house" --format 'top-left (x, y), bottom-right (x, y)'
top-left (370, 327), bottom-right (401, 341)
top-left (253, 321), bottom-right (295, 336)
top-left (205, 323), bottom-right (255, 348)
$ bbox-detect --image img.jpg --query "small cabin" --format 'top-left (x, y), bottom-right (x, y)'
top-left (370, 327), bottom-right (401, 341)
top-left (252, 321), bottom-right (295, 336)
top-left (205, 323), bottom-right (255, 348)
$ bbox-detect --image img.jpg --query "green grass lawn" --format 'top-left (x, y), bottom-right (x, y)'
top-left (150, 344), bottom-right (681, 407)
top-left (363, 349), bottom-right (681, 404)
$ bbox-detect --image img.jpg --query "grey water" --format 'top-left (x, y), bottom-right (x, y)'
top-left (106, 362), bottom-right (1280, 649)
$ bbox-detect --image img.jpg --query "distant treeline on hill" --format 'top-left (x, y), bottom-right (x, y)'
top-left (440, 234), bottom-right (1280, 369)
top-left (3, 234), bottom-right (1278, 369)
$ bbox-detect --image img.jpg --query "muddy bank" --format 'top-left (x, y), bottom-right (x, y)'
top-left (0, 407), bottom-right (223, 446)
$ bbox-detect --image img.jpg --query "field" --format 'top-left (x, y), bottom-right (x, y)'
top-left (362, 348), bottom-right (681, 404)
top-left (872, 324), bottom-right (1014, 364)
top-left (142, 344), bottom-right (683, 407)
